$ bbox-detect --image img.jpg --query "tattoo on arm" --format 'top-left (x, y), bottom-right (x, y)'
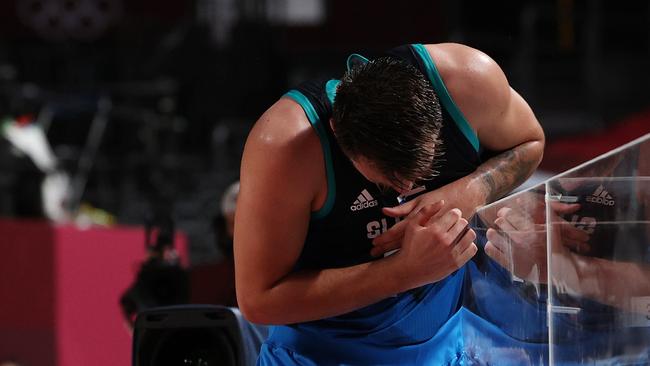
top-left (475, 141), bottom-right (541, 203)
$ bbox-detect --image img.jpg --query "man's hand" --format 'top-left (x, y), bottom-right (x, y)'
top-left (370, 195), bottom-right (428, 257)
top-left (371, 179), bottom-right (482, 257)
top-left (485, 207), bottom-right (547, 283)
top-left (484, 200), bottom-right (591, 283)
top-left (395, 202), bottom-right (478, 287)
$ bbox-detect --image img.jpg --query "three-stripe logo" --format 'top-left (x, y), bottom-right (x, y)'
top-left (350, 189), bottom-right (378, 211)
top-left (585, 185), bottom-right (615, 206)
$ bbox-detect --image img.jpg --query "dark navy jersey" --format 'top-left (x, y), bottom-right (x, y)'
top-left (285, 44), bottom-right (492, 271)
top-left (552, 178), bottom-right (647, 261)
top-left (259, 44), bottom-right (500, 364)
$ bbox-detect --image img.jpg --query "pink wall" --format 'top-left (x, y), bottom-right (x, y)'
top-left (0, 219), bottom-right (187, 366)
top-left (0, 220), bottom-right (57, 365)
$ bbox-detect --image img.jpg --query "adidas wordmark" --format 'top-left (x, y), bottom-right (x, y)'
top-left (585, 185), bottom-right (615, 206)
top-left (350, 189), bottom-right (378, 211)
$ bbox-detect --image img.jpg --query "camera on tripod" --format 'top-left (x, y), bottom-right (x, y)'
top-left (120, 213), bottom-right (190, 328)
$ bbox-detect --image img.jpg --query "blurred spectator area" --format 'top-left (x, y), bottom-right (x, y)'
top-left (0, 0), bottom-right (648, 263)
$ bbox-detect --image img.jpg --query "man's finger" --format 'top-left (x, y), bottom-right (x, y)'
top-left (455, 242), bottom-right (478, 267)
top-left (562, 240), bottom-right (591, 254)
top-left (451, 227), bottom-right (476, 254)
top-left (382, 198), bottom-right (419, 218)
top-left (495, 216), bottom-right (542, 247)
top-left (425, 206), bottom-right (460, 231)
top-left (561, 224), bottom-right (590, 243)
top-left (494, 217), bottom-right (517, 235)
top-left (452, 224), bottom-right (472, 246)
top-left (373, 201), bottom-right (444, 246)
top-left (485, 241), bottom-right (509, 269)
top-left (486, 228), bottom-right (508, 249)
top-left (415, 200), bottom-right (445, 226)
top-left (550, 201), bottom-right (581, 215)
top-left (372, 219), bottom-right (407, 246)
top-left (505, 211), bottom-right (535, 232)
top-left (443, 218), bottom-right (470, 247)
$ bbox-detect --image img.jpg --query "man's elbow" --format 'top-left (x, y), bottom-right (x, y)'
top-left (237, 291), bottom-right (276, 325)
top-left (529, 137), bottom-right (545, 168)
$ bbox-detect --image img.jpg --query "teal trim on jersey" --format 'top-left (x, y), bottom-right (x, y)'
top-left (346, 53), bottom-right (369, 71)
top-left (283, 90), bottom-right (336, 219)
top-left (285, 90), bottom-right (320, 125)
top-left (325, 79), bottom-right (340, 105)
top-left (411, 43), bottom-right (480, 152)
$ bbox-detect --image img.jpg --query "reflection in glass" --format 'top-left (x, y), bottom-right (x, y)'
top-left (468, 133), bottom-right (650, 365)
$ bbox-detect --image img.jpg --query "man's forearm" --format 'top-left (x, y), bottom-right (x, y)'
top-left (577, 255), bottom-right (650, 312)
top-left (472, 140), bottom-right (544, 205)
top-left (241, 254), bottom-right (407, 325)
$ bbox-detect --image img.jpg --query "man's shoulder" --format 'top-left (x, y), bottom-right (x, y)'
top-left (423, 43), bottom-right (510, 129)
top-left (424, 43), bottom-right (497, 78)
top-left (246, 97), bottom-right (322, 158)
top-left (240, 97), bottom-right (327, 212)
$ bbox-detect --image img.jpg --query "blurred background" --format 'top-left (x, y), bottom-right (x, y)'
top-left (0, 0), bottom-right (649, 364)
top-left (1, 0), bottom-right (650, 262)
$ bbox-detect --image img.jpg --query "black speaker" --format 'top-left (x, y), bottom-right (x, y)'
top-left (133, 305), bottom-right (244, 366)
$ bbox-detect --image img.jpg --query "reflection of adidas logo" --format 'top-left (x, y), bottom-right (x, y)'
top-left (586, 185), bottom-right (615, 206)
top-left (350, 189), bottom-right (378, 211)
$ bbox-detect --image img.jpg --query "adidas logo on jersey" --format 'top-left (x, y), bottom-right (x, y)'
top-left (350, 189), bottom-right (378, 211)
top-left (585, 185), bottom-right (615, 206)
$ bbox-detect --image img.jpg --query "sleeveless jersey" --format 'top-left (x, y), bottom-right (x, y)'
top-left (286, 44), bottom-right (486, 271)
top-left (259, 44), bottom-right (493, 365)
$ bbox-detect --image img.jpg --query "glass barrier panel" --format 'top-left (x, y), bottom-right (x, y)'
top-left (469, 133), bottom-right (650, 365)
top-left (469, 182), bottom-right (551, 365)
top-left (547, 177), bottom-right (650, 365)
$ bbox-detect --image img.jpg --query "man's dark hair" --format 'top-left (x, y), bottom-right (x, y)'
top-left (332, 57), bottom-right (443, 189)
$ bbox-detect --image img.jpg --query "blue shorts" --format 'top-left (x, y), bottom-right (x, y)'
top-left (257, 267), bottom-right (466, 365)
